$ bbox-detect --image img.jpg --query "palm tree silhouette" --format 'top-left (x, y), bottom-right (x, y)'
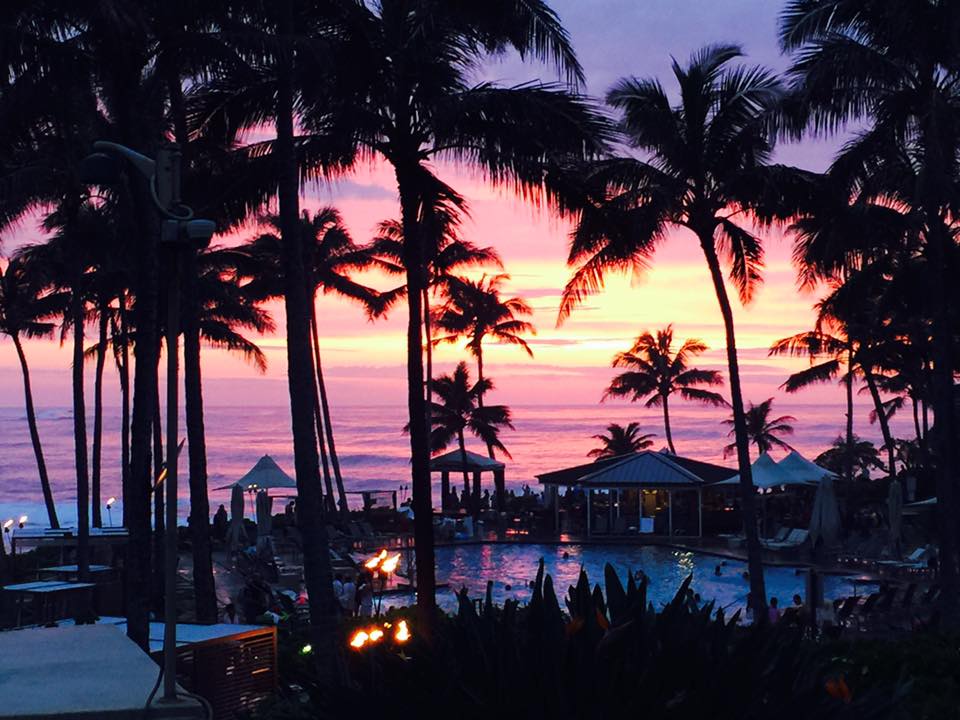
top-left (426, 362), bottom-right (513, 516)
top-left (780, 0), bottom-right (960, 608)
top-left (603, 326), bottom-right (726, 454)
top-left (559, 45), bottom-right (799, 608)
top-left (241, 210), bottom-right (378, 517)
top-left (369, 203), bottom-right (501, 417)
top-left (283, 0), bottom-right (609, 620)
top-left (0, 257), bottom-right (61, 528)
top-left (723, 398), bottom-right (796, 458)
top-left (433, 273), bottom-right (536, 455)
top-left (587, 423), bottom-right (656, 460)
top-left (815, 435), bottom-right (884, 481)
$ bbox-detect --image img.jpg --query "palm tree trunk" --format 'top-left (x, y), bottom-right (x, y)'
top-left (698, 233), bottom-right (766, 613)
top-left (396, 165), bottom-right (438, 633)
top-left (844, 345), bottom-right (855, 484)
top-left (153, 381), bottom-right (165, 611)
top-left (183, 256), bottom-right (218, 623)
top-left (863, 369), bottom-right (897, 479)
top-left (311, 307), bottom-right (348, 518)
top-left (72, 290), bottom-right (90, 581)
top-left (276, 1), bottom-right (344, 685)
top-left (423, 287), bottom-right (433, 441)
top-left (912, 395), bottom-right (923, 447)
top-left (661, 393), bottom-right (676, 454)
top-left (116, 292), bottom-right (131, 527)
top-left (309, 333), bottom-right (336, 515)
top-left (458, 430), bottom-right (473, 518)
top-left (475, 347), bottom-right (496, 459)
top-left (12, 335), bottom-right (59, 528)
top-left (91, 302), bottom-right (108, 528)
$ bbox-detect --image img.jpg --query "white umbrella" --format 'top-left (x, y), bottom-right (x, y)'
top-left (808, 475), bottom-right (842, 548)
top-left (887, 480), bottom-right (904, 558)
top-left (226, 485), bottom-right (247, 551)
top-left (777, 450), bottom-right (836, 485)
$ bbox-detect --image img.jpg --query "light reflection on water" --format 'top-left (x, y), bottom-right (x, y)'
top-left (385, 543), bottom-right (871, 615)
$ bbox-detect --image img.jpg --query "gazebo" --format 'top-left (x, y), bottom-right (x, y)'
top-left (537, 450), bottom-right (735, 537)
top-left (430, 449), bottom-right (506, 513)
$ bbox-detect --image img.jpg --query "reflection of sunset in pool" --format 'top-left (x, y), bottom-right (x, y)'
top-left (386, 544), bottom-right (873, 615)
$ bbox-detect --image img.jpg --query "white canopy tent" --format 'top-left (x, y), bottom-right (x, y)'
top-left (716, 452), bottom-right (801, 490)
top-left (777, 450), bottom-right (835, 485)
top-left (215, 455), bottom-right (298, 493)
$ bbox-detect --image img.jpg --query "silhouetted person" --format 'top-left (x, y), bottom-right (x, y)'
top-left (213, 504), bottom-right (228, 542)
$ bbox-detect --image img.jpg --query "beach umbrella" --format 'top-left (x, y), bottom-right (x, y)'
top-left (226, 485), bottom-right (246, 551)
top-left (887, 480), bottom-right (904, 558)
top-left (808, 475), bottom-right (841, 548)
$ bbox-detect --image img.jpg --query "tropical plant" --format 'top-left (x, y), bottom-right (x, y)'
top-left (369, 205), bottom-right (501, 418)
top-left (558, 45), bottom-right (806, 609)
top-left (816, 435), bottom-right (884, 480)
top-left (587, 422), bottom-right (655, 459)
top-left (433, 273), bottom-right (536, 454)
top-left (0, 257), bottom-right (61, 528)
top-left (723, 398), bottom-right (796, 458)
top-left (780, 0), bottom-right (960, 610)
top-left (251, 0), bottom-right (612, 627)
top-left (603, 326), bottom-right (726, 454)
top-left (241, 209), bottom-right (378, 518)
top-left (268, 564), bottom-right (904, 720)
top-left (425, 362), bottom-right (513, 514)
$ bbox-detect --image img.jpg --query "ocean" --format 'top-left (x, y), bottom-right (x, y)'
top-left (0, 401), bottom-right (911, 527)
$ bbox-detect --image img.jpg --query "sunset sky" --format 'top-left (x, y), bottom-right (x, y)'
top-left (0, 0), bottom-right (854, 415)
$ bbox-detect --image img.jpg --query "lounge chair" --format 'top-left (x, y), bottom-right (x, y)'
top-left (763, 528), bottom-right (809, 550)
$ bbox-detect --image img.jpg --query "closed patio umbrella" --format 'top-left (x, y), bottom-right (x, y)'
top-left (256, 490), bottom-right (273, 537)
top-left (808, 475), bottom-right (841, 549)
top-left (887, 480), bottom-right (903, 558)
top-left (226, 485), bottom-right (246, 551)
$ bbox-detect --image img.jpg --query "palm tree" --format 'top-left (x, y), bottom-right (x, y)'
top-left (780, 0), bottom-right (960, 609)
top-left (286, 0), bottom-right (609, 625)
top-left (587, 422), bottom-right (655, 459)
top-left (240, 210), bottom-right (378, 517)
top-left (603, 326), bottom-right (726, 454)
top-left (369, 203), bottom-right (501, 417)
top-left (426, 362), bottom-right (514, 516)
top-left (433, 273), bottom-right (536, 455)
top-left (559, 46), bottom-right (802, 609)
top-left (184, 246), bottom-right (275, 622)
top-left (723, 398), bottom-right (796, 458)
top-left (0, 257), bottom-right (61, 528)
top-left (816, 435), bottom-right (884, 481)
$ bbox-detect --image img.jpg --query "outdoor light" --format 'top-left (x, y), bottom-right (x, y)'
top-left (380, 553), bottom-right (401, 574)
top-left (368, 629), bottom-right (384, 643)
top-left (349, 630), bottom-right (370, 649)
top-left (18, 515), bottom-right (27, 529)
top-left (106, 497), bottom-right (116, 527)
top-left (299, 644), bottom-right (313, 656)
top-left (395, 620), bottom-right (411, 643)
top-left (364, 549), bottom-right (387, 570)
top-left (2, 519), bottom-right (13, 532)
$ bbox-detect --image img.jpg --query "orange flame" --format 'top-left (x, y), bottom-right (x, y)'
top-left (394, 620), bottom-right (411, 643)
top-left (364, 549), bottom-right (387, 570)
top-left (380, 553), bottom-right (401, 574)
top-left (369, 628), bottom-right (384, 643)
top-left (349, 630), bottom-right (369, 649)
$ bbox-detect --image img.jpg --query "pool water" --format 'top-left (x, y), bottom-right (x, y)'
top-left (386, 543), bottom-right (871, 615)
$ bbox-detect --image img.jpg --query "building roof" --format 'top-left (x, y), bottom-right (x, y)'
top-left (430, 448), bottom-right (505, 472)
top-left (537, 450), bottom-right (736, 489)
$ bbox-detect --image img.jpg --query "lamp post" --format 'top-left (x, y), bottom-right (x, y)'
top-left (106, 498), bottom-right (116, 528)
top-left (80, 140), bottom-right (214, 704)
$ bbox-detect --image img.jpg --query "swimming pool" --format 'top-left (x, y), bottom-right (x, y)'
top-left (385, 543), bottom-right (872, 614)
